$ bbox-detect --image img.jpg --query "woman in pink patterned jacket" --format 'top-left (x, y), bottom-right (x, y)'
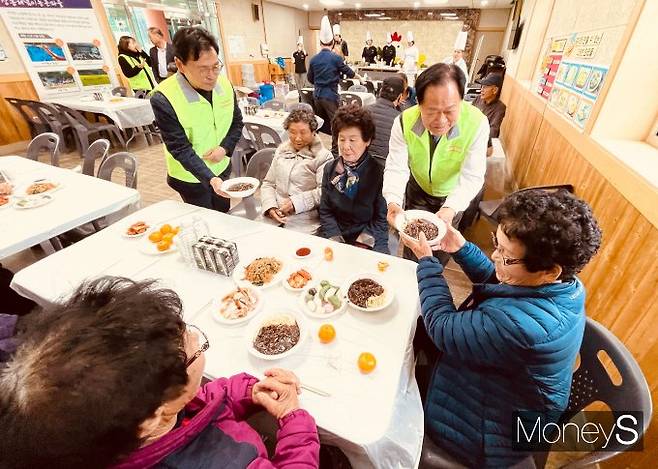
top-left (0, 277), bottom-right (319, 469)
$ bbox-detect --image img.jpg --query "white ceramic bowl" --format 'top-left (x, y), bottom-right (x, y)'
top-left (298, 280), bottom-right (347, 319)
top-left (233, 256), bottom-right (286, 289)
top-left (14, 194), bottom-right (54, 209)
top-left (211, 287), bottom-right (262, 326)
top-left (245, 310), bottom-right (307, 360)
top-left (394, 209), bottom-right (447, 248)
top-left (282, 265), bottom-right (315, 292)
top-left (0, 197), bottom-right (13, 210)
top-left (343, 272), bottom-right (395, 313)
top-left (221, 177), bottom-right (260, 198)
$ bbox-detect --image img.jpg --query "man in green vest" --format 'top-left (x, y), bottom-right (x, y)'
top-left (151, 27), bottom-right (243, 212)
top-left (383, 63), bottom-right (489, 263)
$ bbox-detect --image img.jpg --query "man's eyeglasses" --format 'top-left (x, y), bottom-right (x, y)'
top-left (491, 232), bottom-right (524, 266)
top-left (185, 324), bottom-right (209, 368)
top-left (195, 61), bottom-right (223, 76)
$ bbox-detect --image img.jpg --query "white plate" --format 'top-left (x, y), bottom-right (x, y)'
top-left (292, 245), bottom-right (316, 260)
top-left (394, 209), bottom-right (447, 247)
top-left (221, 177), bottom-right (260, 198)
top-left (14, 194), bottom-right (54, 209)
top-left (121, 221), bottom-right (151, 238)
top-left (282, 265), bottom-right (315, 292)
top-left (298, 280), bottom-right (347, 319)
top-left (211, 287), bottom-right (263, 326)
top-left (20, 180), bottom-right (62, 197)
top-left (343, 273), bottom-right (395, 313)
top-left (138, 230), bottom-right (179, 255)
top-left (0, 197), bottom-right (12, 210)
top-left (245, 310), bottom-right (307, 360)
top-left (233, 256), bottom-right (286, 289)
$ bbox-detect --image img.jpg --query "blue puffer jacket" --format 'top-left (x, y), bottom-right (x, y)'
top-left (418, 242), bottom-right (586, 468)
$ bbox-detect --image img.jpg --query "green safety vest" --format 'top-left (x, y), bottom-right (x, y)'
top-left (401, 101), bottom-right (485, 197)
top-left (156, 73), bottom-right (233, 183)
top-left (119, 53), bottom-right (156, 91)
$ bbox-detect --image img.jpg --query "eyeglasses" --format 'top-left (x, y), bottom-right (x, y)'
top-left (194, 60), bottom-right (223, 76)
top-left (185, 324), bottom-right (209, 368)
top-left (491, 231), bottom-right (524, 266)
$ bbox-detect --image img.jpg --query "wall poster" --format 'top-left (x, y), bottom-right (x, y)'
top-left (0, 0), bottom-right (119, 99)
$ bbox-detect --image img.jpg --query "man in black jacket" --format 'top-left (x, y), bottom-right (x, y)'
top-left (368, 76), bottom-right (404, 164)
top-left (148, 27), bottom-right (175, 83)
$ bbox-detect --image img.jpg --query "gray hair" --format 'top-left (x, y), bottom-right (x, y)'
top-left (283, 108), bottom-right (318, 132)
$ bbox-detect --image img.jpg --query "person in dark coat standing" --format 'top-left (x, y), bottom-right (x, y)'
top-left (332, 24), bottom-right (348, 58)
top-left (361, 32), bottom-right (377, 64)
top-left (402, 189), bottom-right (602, 468)
top-left (319, 104), bottom-right (388, 253)
top-left (307, 16), bottom-right (358, 154)
top-left (148, 27), bottom-right (175, 83)
top-left (382, 33), bottom-right (396, 66)
top-left (368, 76), bottom-right (404, 163)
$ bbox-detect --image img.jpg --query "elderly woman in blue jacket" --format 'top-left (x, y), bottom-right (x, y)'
top-left (402, 189), bottom-right (602, 468)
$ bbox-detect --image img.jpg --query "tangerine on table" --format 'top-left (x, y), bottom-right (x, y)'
top-left (156, 240), bottom-right (171, 252)
top-left (148, 231), bottom-right (163, 243)
top-left (172, 226), bottom-right (180, 235)
top-left (160, 224), bottom-right (173, 234)
top-left (318, 324), bottom-right (336, 344)
top-left (357, 352), bottom-right (376, 374)
top-left (162, 233), bottom-right (175, 243)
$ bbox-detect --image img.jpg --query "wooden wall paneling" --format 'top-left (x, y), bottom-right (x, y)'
top-left (0, 79), bottom-right (39, 145)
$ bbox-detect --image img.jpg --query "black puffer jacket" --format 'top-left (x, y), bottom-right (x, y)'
top-left (367, 97), bottom-right (401, 162)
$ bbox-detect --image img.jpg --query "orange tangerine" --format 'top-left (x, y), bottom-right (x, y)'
top-left (156, 240), bottom-right (171, 252)
top-left (159, 224), bottom-right (173, 234)
top-left (162, 233), bottom-right (175, 243)
top-left (172, 226), bottom-right (180, 235)
top-left (148, 231), bottom-right (163, 243)
top-left (318, 324), bottom-right (336, 344)
top-left (357, 352), bottom-right (376, 374)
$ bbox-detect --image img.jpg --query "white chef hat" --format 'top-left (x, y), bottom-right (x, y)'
top-left (320, 16), bottom-right (333, 44)
top-left (297, 35), bottom-right (303, 45)
top-left (332, 24), bottom-right (341, 36)
top-left (454, 30), bottom-right (467, 50)
top-left (366, 31), bottom-right (372, 42)
top-left (386, 32), bottom-right (392, 43)
top-left (407, 31), bottom-right (414, 42)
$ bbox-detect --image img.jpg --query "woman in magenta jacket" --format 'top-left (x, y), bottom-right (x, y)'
top-left (0, 277), bottom-right (319, 469)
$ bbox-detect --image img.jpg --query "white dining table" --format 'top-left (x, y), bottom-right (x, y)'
top-left (0, 156), bottom-right (140, 260)
top-left (284, 89), bottom-right (376, 108)
top-left (10, 200), bottom-right (424, 468)
top-left (45, 95), bottom-right (155, 130)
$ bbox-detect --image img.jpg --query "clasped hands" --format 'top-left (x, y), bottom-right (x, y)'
top-left (266, 198), bottom-right (295, 224)
top-left (251, 368), bottom-right (301, 420)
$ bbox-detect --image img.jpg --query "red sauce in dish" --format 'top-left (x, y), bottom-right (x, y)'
top-left (296, 247), bottom-right (311, 257)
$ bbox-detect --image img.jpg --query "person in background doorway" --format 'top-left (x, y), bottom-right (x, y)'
top-left (148, 27), bottom-right (175, 83)
top-left (292, 36), bottom-right (308, 92)
top-left (402, 31), bottom-right (419, 87)
top-left (361, 32), bottom-right (377, 65)
top-left (472, 73), bottom-right (506, 156)
top-left (150, 27), bottom-right (243, 213)
top-left (382, 33), bottom-right (396, 67)
top-left (332, 24), bottom-right (348, 58)
top-left (368, 76), bottom-right (404, 164)
top-left (117, 36), bottom-right (156, 94)
top-left (307, 16), bottom-right (358, 154)
top-left (397, 72), bottom-right (417, 111)
top-left (443, 31), bottom-right (470, 89)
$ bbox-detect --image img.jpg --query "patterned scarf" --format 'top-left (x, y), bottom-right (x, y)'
top-left (331, 153), bottom-right (368, 200)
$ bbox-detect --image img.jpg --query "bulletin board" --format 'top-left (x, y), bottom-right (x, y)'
top-left (0, 0), bottom-right (119, 99)
top-left (536, 31), bottom-right (609, 130)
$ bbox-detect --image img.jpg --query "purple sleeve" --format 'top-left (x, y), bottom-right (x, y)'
top-left (196, 373), bottom-right (260, 421)
top-left (247, 410), bottom-right (320, 468)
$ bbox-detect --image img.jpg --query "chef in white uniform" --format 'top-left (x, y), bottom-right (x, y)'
top-left (402, 31), bottom-right (419, 86)
top-left (443, 30), bottom-right (470, 87)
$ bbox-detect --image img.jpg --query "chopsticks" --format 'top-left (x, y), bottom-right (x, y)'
top-left (300, 383), bottom-right (331, 397)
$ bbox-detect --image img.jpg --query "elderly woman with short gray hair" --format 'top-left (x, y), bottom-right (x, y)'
top-left (260, 108), bottom-right (333, 234)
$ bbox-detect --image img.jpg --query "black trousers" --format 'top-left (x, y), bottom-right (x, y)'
top-left (167, 163), bottom-right (232, 213)
top-left (315, 97), bottom-right (339, 156)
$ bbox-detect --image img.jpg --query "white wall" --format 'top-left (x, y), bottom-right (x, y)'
top-left (262, 1), bottom-right (312, 58)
